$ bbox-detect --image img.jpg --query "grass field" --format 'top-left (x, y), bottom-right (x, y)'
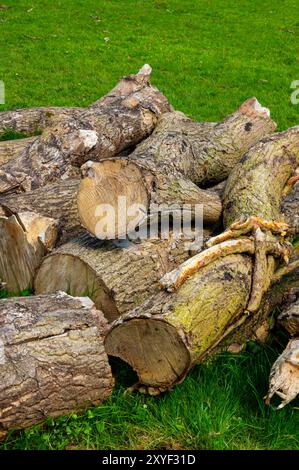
top-left (0, 0), bottom-right (299, 450)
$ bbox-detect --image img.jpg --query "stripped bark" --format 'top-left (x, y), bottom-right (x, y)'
top-left (77, 98), bottom-right (276, 238)
top-left (0, 65), bottom-right (172, 194)
top-left (0, 211), bottom-right (58, 293)
top-left (0, 293), bottom-right (113, 435)
top-left (105, 127), bottom-right (299, 392)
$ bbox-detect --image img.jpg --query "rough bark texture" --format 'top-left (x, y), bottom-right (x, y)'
top-left (223, 127), bottom-right (299, 227)
top-left (0, 107), bottom-right (83, 135)
top-left (0, 137), bottom-right (37, 166)
top-left (0, 211), bottom-right (58, 293)
top-left (0, 292), bottom-right (113, 435)
top-left (34, 234), bottom-right (194, 322)
top-left (77, 98), bottom-right (275, 238)
top-left (105, 127), bottom-right (299, 391)
top-left (211, 178), bottom-right (299, 236)
top-left (282, 181), bottom-right (299, 235)
top-left (0, 65), bottom-right (172, 194)
top-left (0, 178), bottom-right (81, 245)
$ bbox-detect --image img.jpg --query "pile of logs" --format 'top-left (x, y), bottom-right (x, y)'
top-left (0, 65), bottom-right (298, 437)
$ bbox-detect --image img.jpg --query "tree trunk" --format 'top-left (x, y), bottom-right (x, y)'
top-left (0, 137), bottom-right (36, 166)
top-left (34, 234), bottom-right (196, 323)
top-left (0, 212), bottom-right (58, 293)
top-left (0, 292), bottom-right (113, 437)
top-left (0, 65), bottom-right (172, 194)
top-left (77, 98), bottom-right (276, 239)
top-left (105, 127), bottom-right (299, 392)
top-left (0, 178), bottom-right (81, 245)
top-left (210, 178), bottom-right (299, 237)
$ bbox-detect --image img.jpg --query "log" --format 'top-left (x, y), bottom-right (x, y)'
top-left (0, 292), bottom-right (113, 435)
top-left (77, 98), bottom-right (276, 238)
top-left (265, 339), bottom-right (299, 409)
top-left (105, 126), bottom-right (299, 393)
top-left (210, 178), bottom-right (299, 236)
top-left (0, 65), bottom-right (172, 194)
top-left (0, 107), bottom-right (83, 135)
top-left (0, 137), bottom-right (36, 166)
top-left (0, 211), bottom-right (58, 293)
top-left (0, 178), bottom-right (81, 245)
top-left (34, 234), bottom-right (195, 322)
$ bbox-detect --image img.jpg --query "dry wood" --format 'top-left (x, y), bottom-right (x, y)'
top-left (0, 107), bottom-right (83, 135)
top-left (265, 339), bottom-right (299, 409)
top-left (77, 98), bottom-right (276, 238)
top-left (0, 211), bottom-right (58, 293)
top-left (0, 178), bottom-right (81, 245)
top-left (0, 292), bottom-right (113, 435)
top-left (0, 136), bottom-right (36, 166)
top-left (105, 126), bottom-right (299, 392)
top-left (34, 234), bottom-right (194, 322)
top-left (0, 65), bottom-right (172, 194)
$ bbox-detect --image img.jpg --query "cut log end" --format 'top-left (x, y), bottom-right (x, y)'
top-left (105, 318), bottom-right (191, 388)
top-left (78, 160), bottom-right (149, 239)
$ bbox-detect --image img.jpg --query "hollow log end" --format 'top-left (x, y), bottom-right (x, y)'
top-left (105, 318), bottom-right (191, 389)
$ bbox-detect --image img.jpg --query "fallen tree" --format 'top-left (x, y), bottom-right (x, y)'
top-left (0, 292), bottom-right (113, 437)
top-left (77, 98), bottom-right (276, 238)
top-left (105, 126), bottom-right (299, 393)
top-left (0, 65), bottom-right (172, 194)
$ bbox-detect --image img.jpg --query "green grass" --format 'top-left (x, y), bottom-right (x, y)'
top-left (1, 1), bottom-right (299, 129)
top-left (0, 0), bottom-right (299, 450)
top-left (1, 344), bottom-right (298, 450)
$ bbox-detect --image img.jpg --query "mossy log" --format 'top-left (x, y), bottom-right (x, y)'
top-left (0, 292), bottom-right (113, 436)
top-left (105, 127), bottom-right (299, 392)
top-left (0, 65), bottom-right (171, 194)
top-left (34, 234), bottom-right (193, 322)
top-left (77, 98), bottom-right (276, 238)
top-left (0, 211), bottom-right (58, 293)
top-left (0, 178), bottom-right (81, 245)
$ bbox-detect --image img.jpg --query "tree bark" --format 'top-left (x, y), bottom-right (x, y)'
top-left (282, 181), bottom-right (299, 236)
top-left (210, 178), bottom-right (299, 236)
top-left (0, 107), bottom-right (83, 135)
top-left (34, 234), bottom-right (196, 323)
top-left (105, 127), bottom-right (299, 392)
top-left (0, 292), bottom-right (113, 436)
top-left (0, 65), bottom-right (172, 194)
top-left (0, 211), bottom-right (58, 293)
top-left (77, 98), bottom-right (276, 238)
top-left (0, 178), bottom-right (81, 245)
top-left (0, 137), bottom-right (36, 166)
